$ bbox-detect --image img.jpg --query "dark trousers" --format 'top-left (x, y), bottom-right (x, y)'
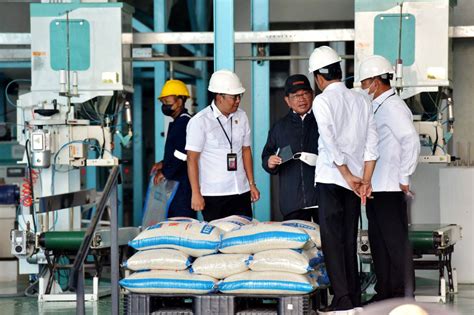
top-left (168, 191), bottom-right (196, 219)
top-left (317, 183), bottom-right (361, 309)
top-left (366, 192), bottom-right (414, 300)
top-left (202, 191), bottom-right (252, 221)
top-left (283, 207), bottom-right (319, 224)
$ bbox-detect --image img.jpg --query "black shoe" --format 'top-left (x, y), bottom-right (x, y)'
top-left (334, 295), bottom-right (354, 311)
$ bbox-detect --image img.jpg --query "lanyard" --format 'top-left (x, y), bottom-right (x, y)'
top-left (210, 105), bottom-right (233, 152)
top-left (374, 92), bottom-right (396, 115)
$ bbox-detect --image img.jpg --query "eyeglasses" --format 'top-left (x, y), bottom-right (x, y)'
top-left (220, 93), bottom-right (243, 101)
top-left (288, 91), bottom-right (312, 101)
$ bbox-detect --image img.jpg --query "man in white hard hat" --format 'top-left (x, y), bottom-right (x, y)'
top-left (185, 69), bottom-right (260, 221)
top-left (359, 55), bottom-right (420, 303)
top-left (308, 46), bottom-right (379, 314)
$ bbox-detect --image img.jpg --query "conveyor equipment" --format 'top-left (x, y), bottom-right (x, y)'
top-left (358, 224), bottom-right (462, 303)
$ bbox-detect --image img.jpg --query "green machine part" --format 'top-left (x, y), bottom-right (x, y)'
top-left (39, 231), bottom-right (86, 250)
top-left (409, 230), bottom-right (436, 251)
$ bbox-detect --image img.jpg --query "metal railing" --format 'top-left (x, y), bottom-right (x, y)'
top-left (68, 166), bottom-right (121, 315)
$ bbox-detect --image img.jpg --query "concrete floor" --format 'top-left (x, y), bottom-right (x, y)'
top-left (0, 281), bottom-right (472, 314)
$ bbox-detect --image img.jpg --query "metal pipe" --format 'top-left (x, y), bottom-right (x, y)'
top-left (3, 26), bottom-right (474, 47)
top-left (110, 187), bottom-right (119, 315)
top-left (134, 54), bottom-right (354, 62)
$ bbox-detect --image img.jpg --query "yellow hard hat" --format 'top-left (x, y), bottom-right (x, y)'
top-left (159, 80), bottom-right (190, 99)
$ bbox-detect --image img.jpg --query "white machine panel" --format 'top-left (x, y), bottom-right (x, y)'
top-left (440, 167), bottom-right (474, 283)
top-left (355, 0), bottom-right (452, 99)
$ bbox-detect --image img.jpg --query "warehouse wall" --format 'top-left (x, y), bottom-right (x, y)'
top-left (269, 0), bottom-right (354, 23)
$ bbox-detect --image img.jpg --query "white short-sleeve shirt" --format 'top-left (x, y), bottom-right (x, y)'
top-left (185, 101), bottom-right (251, 196)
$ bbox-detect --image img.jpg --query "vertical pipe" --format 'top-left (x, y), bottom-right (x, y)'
top-left (86, 152), bottom-right (97, 218)
top-left (154, 0), bottom-right (167, 161)
top-left (75, 265), bottom-right (85, 315)
top-left (113, 114), bottom-right (123, 227)
top-left (251, 0), bottom-right (270, 221)
top-left (213, 0), bottom-right (234, 71)
top-left (133, 72), bottom-right (144, 227)
top-left (195, 0), bottom-right (209, 110)
top-left (110, 185), bottom-right (119, 315)
top-left (0, 75), bottom-right (6, 123)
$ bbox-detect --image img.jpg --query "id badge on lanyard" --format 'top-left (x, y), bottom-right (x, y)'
top-left (216, 114), bottom-right (237, 171)
top-left (227, 153), bottom-right (237, 171)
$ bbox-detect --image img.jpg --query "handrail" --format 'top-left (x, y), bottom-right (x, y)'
top-left (68, 166), bottom-right (121, 315)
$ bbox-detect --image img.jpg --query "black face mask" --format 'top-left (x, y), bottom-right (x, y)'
top-left (161, 104), bottom-right (175, 116)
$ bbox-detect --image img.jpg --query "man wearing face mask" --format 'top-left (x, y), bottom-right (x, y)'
top-left (359, 55), bottom-right (420, 302)
top-left (150, 79), bottom-right (195, 218)
top-left (261, 74), bottom-right (319, 222)
top-left (186, 70), bottom-right (260, 221)
top-left (309, 46), bottom-right (378, 314)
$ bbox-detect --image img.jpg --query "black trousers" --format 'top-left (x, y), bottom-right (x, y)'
top-left (283, 207), bottom-right (319, 224)
top-left (317, 183), bottom-right (361, 309)
top-left (366, 192), bottom-right (414, 300)
top-left (202, 191), bottom-right (252, 221)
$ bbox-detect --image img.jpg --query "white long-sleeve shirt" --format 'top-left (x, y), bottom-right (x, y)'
top-left (371, 88), bottom-right (420, 191)
top-left (312, 82), bottom-right (378, 190)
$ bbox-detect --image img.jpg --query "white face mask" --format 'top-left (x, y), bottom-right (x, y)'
top-left (363, 80), bottom-right (377, 100)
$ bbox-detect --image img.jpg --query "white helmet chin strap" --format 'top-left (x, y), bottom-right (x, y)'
top-left (293, 152), bottom-right (318, 167)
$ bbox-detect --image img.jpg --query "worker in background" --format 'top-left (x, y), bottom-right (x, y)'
top-left (150, 80), bottom-right (195, 218)
top-left (185, 70), bottom-right (260, 221)
top-left (359, 55), bottom-right (420, 303)
top-left (309, 46), bottom-right (378, 314)
top-left (261, 74), bottom-right (319, 222)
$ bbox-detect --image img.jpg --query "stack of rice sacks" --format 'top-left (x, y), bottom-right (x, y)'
top-left (217, 219), bottom-right (328, 295)
top-left (280, 220), bottom-right (330, 288)
top-left (120, 217), bottom-right (221, 294)
top-left (120, 216), bottom-right (329, 295)
top-left (187, 216), bottom-right (256, 286)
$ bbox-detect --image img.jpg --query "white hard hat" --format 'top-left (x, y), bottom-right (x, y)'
top-left (389, 304), bottom-right (428, 315)
top-left (359, 55), bottom-right (395, 82)
top-left (308, 46), bottom-right (342, 73)
top-left (208, 69), bottom-right (246, 95)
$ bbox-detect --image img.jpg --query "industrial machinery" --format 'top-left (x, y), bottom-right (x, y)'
top-left (354, 0), bottom-right (463, 304)
top-left (7, 0), bottom-right (137, 302)
top-left (11, 225), bottom-right (138, 301)
top-left (358, 224), bottom-right (462, 303)
top-left (355, 0), bottom-right (455, 164)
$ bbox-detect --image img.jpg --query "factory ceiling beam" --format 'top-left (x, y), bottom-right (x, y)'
top-left (3, 26), bottom-right (474, 47)
top-left (129, 29), bottom-right (355, 45)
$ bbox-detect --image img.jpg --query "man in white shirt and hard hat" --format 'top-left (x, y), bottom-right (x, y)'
top-left (185, 70), bottom-right (260, 221)
top-left (359, 55), bottom-right (420, 303)
top-left (309, 46), bottom-right (379, 314)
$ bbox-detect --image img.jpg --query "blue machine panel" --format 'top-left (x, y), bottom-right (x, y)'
top-left (50, 19), bottom-right (90, 71)
top-left (374, 13), bottom-right (415, 66)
